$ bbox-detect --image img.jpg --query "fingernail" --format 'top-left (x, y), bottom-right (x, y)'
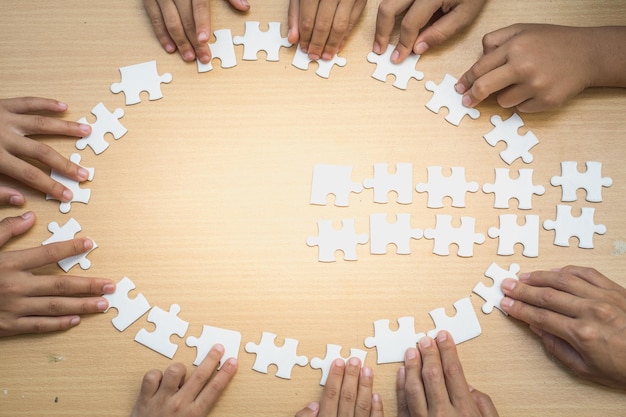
top-left (96, 300), bottom-right (108, 311)
top-left (500, 297), bottom-right (514, 309)
top-left (306, 402), bottom-right (319, 412)
top-left (519, 272), bottom-right (531, 281)
top-left (62, 189), bottom-right (73, 202)
top-left (79, 123), bottom-right (91, 135)
top-left (361, 366), bottom-right (373, 377)
top-left (468, 384), bottom-right (475, 392)
top-left (415, 41), bottom-right (429, 54)
top-left (198, 31), bottom-right (209, 43)
top-left (212, 343), bottom-right (225, 353)
top-left (57, 101), bottom-right (68, 110)
top-left (419, 337), bottom-right (433, 349)
top-left (21, 211), bottom-right (34, 220)
top-left (391, 49), bottom-right (400, 63)
top-left (308, 53), bottom-right (320, 60)
top-left (83, 239), bottom-right (94, 251)
top-left (78, 167), bottom-right (90, 180)
top-left (183, 50), bottom-right (195, 61)
top-left (322, 52), bottom-right (333, 61)
top-left (372, 393), bottom-right (381, 403)
top-left (437, 330), bottom-right (448, 342)
top-left (334, 358), bottom-right (345, 368)
top-left (10, 195), bottom-right (25, 206)
top-left (455, 82), bottom-right (467, 94)
top-left (348, 357), bottom-right (361, 367)
top-left (405, 347), bottom-right (417, 360)
top-left (165, 43), bottom-right (176, 53)
top-left (373, 42), bottom-right (381, 54)
top-left (462, 94), bottom-right (473, 107)
top-left (199, 54), bottom-right (211, 64)
top-left (102, 283), bottom-right (116, 294)
top-left (241, 0), bottom-right (249, 7)
top-left (501, 278), bottom-right (517, 291)
top-left (70, 316), bottom-right (81, 326)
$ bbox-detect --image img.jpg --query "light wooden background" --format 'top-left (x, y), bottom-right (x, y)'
top-left (0, 1), bottom-right (625, 416)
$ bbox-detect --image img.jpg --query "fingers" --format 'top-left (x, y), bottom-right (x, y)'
top-left (297, 0), bottom-right (322, 55)
top-left (355, 365), bottom-right (375, 417)
top-left (394, 0), bottom-right (441, 63)
top-left (455, 48), bottom-right (511, 106)
top-left (144, 0), bottom-right (178, 54)
top-left (501, 277), bottom-right (583, 319)
top-left (227, 0), bottom-right (250, 12)
top-left (0, 97), bottom-right (69, 115)
top-left (480, 24), bottom-right (523, 55)
top-left (3, 237), bottom-right (95, 271)
top-left (287, 0), bottom-right (301, 44)
top-left (533, 328), bottom-right (590, 378)
top-left (11, 294), bottom-right (109, 317)
top-left (192, 344), bottom-right (238, 410)
top-left (24, 274), bottom-right (115, 297)
top-left (435, 331), bottom-right (474, 407)
top-left (0, 212), bottom-right (36, 247)
top-left (295, 402), bottom-right (320, 417)
top-left (373, 0), bottom-right (413, 55)
top-left (11, 315), bottom-right (83, 336)
top-left (0, 187), bottom-right (24, 207)
top-left (402, 347), bottom-right (427, 414)
top-left (160, 362), bottom-right (188, 395)
top-left (418, 336), bottom-right (450, 410)
top-left (470, 387), bottom-right (499, 417)
top-left (319, 358), bottom-right (346, 416)
top-left (336, 357), bottom-right (361, 416)
top-left (139, 369), bottom-right (164, 400)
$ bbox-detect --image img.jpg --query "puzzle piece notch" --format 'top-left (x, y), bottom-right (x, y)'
top-left (245, 332), bottom-right (309, 379)
top-left (135, 304), bottom-right (189, 359)
top-left (292, 44), bottom-right (346, 78)
top-left (482, 168), bottom-right (545, 209)
top-left (424, 74), bottom-right (480, 126)
top-left (46, 153), bottom-right (95, 213)
top-left (42, 218), bottom-right (98, 272)
top-left (366, 44), bottom-right (424, 90)
top-left (488, 214), bottom-right (539, 257)
top-left (307, 219), bottom-right (369, 262)
top-left (473, 263), bottom-right (520, 314)
top-left (233, 21), bottom-right (292, 61)
top-left (186, 325), bottom-right (242, 369)
top-left (543, 205), bottom-right (606, 248)
top-left (103, 277), bottom-right (151, 331)
top-left (550, 161), bottom-right (613, 203)
top-left (369, 213), bottom-right (423, 255)
top-left (197, 29), bottom-right (237, 72)
top-left (423, 215), bottom-right (485, 257)
top-left (483, 113), bottom-right (538, 164)
top-left (415, 166), bottom-right (479, 208)
top-left (427, 297), bottom-right (482, 344)
top-left (310, 164), bottom-right (363, 207)
top-left (111, 60), bottom-right (172, 105)
top-left (363, 162), bottom-right (413, 204)
top-left (76, 102), bottom-right (127, 155)
top-left (310, 344), bottom-right (367, 386)
top-left (364, 317), bottom-right (425, 364)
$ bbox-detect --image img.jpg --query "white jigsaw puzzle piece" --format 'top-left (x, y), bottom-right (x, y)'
top-left (76, 102), bottom-right (127, 155)
top-left (423, 215), bottom-right (485, 257)
top-left (292, 44), bottom-right (346, 78)
top-left (186, 325), bottom-right (242, 368)
top-left (543, 204), bottom-right (606, 248)
top-left (233, 21), bottom-right (292, 61)
top-left (245, 332), bottom-right (309, 379)
top-left (366, 44), bottom-right (424, 90)
top-left (488, 214), bottom-right (539, 257)
top-left (307, 219), bottom-right (369, 262)
top-left (311, 344), bottom-right (367, 386)
top-left (103, 276), bottom-right (151, 331)
top-left (364, 316), bottom-right (425, 364)
top-left (197, 29), bottom-right (237, 72)
top-left (415, 166), bottom-right (479, 208)
top-left (483, 114), bottom-right (538, 164)
top-left (111, 60), bottom-right (172, 105)
top-left (310, 164), bottom-right (363, 207)
top-left (427, 297), bottom-right (482, 344)
top-left (425, 74), bottom-right (480, 126)
top-left (550, 161), bottom-right (613, 203)
top-left (363, 162), bottom-right (413, 204)
top-left (473, 263), bottom-right (520, 314)
top-left (42, 218), bottom-right (97, 272)
top-left (369, 213), bottom-right (423, 255)
top-left (135, 304), bottom-right (189, 359)
top-left (482, 168), bottom-right (545, 209)
top-left (46, 153), bottom-right (95, 213)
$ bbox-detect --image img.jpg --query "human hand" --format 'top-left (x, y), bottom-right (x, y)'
top-left (143, 0), bottom-right (250, 64)
top-left (397, 332), bottom-right (499, 417)
top-left (295, 357), bottom-right (383, 417)
top-left (288, 0), bottom-right (367, 60)
top-left (373, 0), bottom-right (487, 63)
top-left (500, 266), bottom-right (626, 390)
top-left (131, 344), bottom-right (238, 417)
top-left (0, 212), bottom-right (115, 338)
top-left (0, 97), bottom-right (93, 203)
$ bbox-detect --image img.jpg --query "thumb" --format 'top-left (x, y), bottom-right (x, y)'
top-left (414, 4), bottom-right (481, 54)
top-left (0, 186), bottom-right (24, 207)
top-left (536, 328), bottom-right (590, 377)
top-left (294, 402), bottom-right (320, 417)
top-left (287, 0), bottom-right (300, 44)
top-left (0, 211), bottom-right (36, 247)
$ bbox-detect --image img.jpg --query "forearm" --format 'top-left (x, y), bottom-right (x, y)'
top-left (588, 26), bottom-right (626, 88)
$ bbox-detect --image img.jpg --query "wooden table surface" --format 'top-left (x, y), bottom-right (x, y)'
top-left (1, 1), bottom-right (625, 416)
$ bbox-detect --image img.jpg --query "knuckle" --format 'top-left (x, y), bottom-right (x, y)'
top-left (443, 361), bottom-right (463, 379)
top-left (341, 388), bottom-right (357, 404)
top-left (21, 165), bottom-right (39, 183)
top-left (531, 308), bottom-right (549, 326)
top-left (538, 288), bottom-right (557, 307)
top-left (323, 384), bottom-right (340, 402)
top-left (47, 300), bottom-right (62, 314)
top-left (54, 277), bottom-right (71, 295)
top-left (207, 376), bottom-right (227, 394)
top-left (470, 78), bottom-right (491, 100)
top-left (300, 17), bottom-right (314, 33)
top-left (421, 364), bottom-right (442, 383)
top-left (33, 115), bottom-right (48, 129)
top-left (404, 380), bottom-right (421, 399)
top-left (32, 319), bottom-right (48, 333)
top-left (377, 1), bottom-right (398, 20)
top-left (143, 369), bottom-right (162, 385)
top-left (356, 397), bottom-right (371, 413)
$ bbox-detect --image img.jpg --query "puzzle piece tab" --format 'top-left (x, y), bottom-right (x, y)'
top-left (135, 304), bottom-right (189, 359)
top-left (550, 161), bottom-right (613, 202)
top-left (473, 263), bottom-right (520, 314)
top-left (310, 344), bottom-right (367, 386)
top-left (76, 102), bottom-right (127, 155)
top-left (307, 219), bottom-right (369, 262)
top-left (415, 166), bottom-right (479, 208)
top-left (425, 74), bottom-right (480, 126)
top-left (364, 317), bottom-right (425, 364)
top-left (233, 21), bottom-right (292, 61)
top-left (482, 168), bottom-right (545, 209)
top-left (369, 213), bottom-right (423, 255)
top-left (488, 214), bottom-right (539, 257)
top-left (42, 218), bottom-right (98, 272)
top-left (245, 332), bottom-right (308, 379)
top-left (366, 44), bottom-right (424, 90)
top-left (197, 29), bottom-right (237, 72)
top-left (483, 114), bottom-right (538, 164)
top-left (310, 164), bottom-right (363, 207)
top-left (186, 325), bottom-right (242, 368)
top-left (292, 44), bottom-right (346, 78)
top-left (111, 60), bottom-right (172, 105)
top-left (363, 162), bottom-right (413, 204)
top-left (543, 204), bottom-right (606, 248)
top-left (427, 297), bottom-right (482, 344)
top-left (423, 215), bottom-right (485, 257)
top-left (103, 276), bottom-right (151, 331)
top-left (46, 153), bottom-right (95, 213)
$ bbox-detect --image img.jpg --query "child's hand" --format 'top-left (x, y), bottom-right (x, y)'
top-left (288, 0), bottom-right (367, 61)
top-left (455, 24), bottom-right (626, 113)
top-left (0, 97), bottom-right (93, 203)
top-left (294, 357), bottom-right (383, 417)
top-left (373, 0), bottom-right (487, 63)
top-left (143, 0), bottom-right (250, 64)
top-left (131, 344), bottom-right (238, 417)
top-left (0, 212), bottom-right (115, 338)
top-left (398, 332), bottom-right (499, 417)
top-left (501, 266), bottom-right (626, 390)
